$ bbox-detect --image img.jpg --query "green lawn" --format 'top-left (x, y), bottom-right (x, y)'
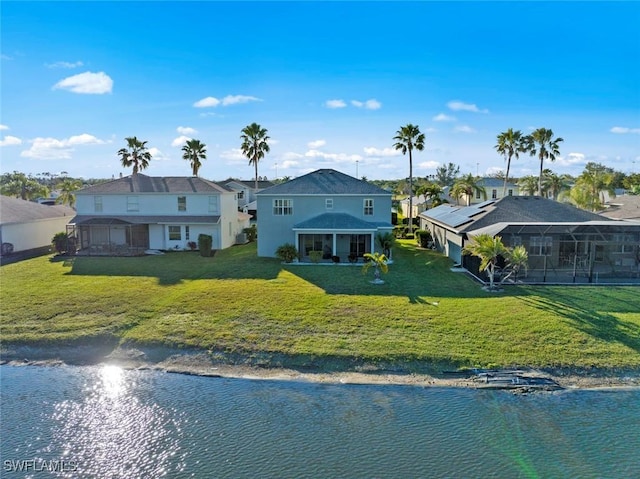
top-left (1, 240), bottom-right (639, 370)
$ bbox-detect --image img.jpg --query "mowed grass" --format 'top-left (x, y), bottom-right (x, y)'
top-left (1, 240), bottom-right (639, 369)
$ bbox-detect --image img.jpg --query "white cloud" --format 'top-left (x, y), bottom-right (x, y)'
top-left (177, 126), bottom-right (197, 135)
top-left (305, 149), bottom-right (362, 163)
top-left (221, 94), bottom-right (261, 106)
top-left (363, 147), bottom-right (401, 157)
top-left (447, 100), bottom-right (489, 113)
top-left (194, 95), bottom-right (260, 108)
top-left (351, 99), bottom-right (382, 110)
top-left (610, 126), bottom-right (640, 134)
top-left (308, 139), bottom-right (326, 149)
top-left (46, 61), bottom-right (84, 69)
top-left (417, 161), bottom-right (440, 169)
top-left (0, 124), bottom-right (9, 130)
top-left (147, 147), bottom-right (169, 161)
top-left (20, 134), bottom-right (105, 159)
top-left (281, 152), bottom-right (304, 161)
top-left (171, 135), bottom-right (191, 147)
top-left (454, 125), bottom-right (476, 133)
top-left (0, 135), bottom-right (22, 146)
top-left (433, 113), bottom-right (456, 122)
top-left (52, 71), bottom-right (113, 94)
top-left (280, 160), bottom-right (300, 168)
top-left (486, 166), bottom-right (505, 176)
top-left (194, 96), bottom-right (221, 108)
top-left (220, 148), bottom-right (245, 161)
top-left (325, 99), bottom-right (347, 109)
top-left (557, 152), bottom-right (587, 167)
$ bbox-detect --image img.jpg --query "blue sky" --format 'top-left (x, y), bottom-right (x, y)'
top-left (1, 1), bottom-right (639, 182)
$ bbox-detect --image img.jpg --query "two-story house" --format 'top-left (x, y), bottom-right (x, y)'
top-left (256, 169), bottom-right (393, 260)
top-left (71, 174), bottom-right (250, 254)
top-left (220, 179), bottom-right (275, 221)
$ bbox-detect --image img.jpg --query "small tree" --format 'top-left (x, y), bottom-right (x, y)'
top-left (52, 232), bottom-right (70, 255)
top-left (362, 252), bottom-right (389, 284)
top-left (275, 243), bottom-right (298, 263)
top-left (463, 234), bottom-right (528, 290)
top-left (198, 234), bottom-right (212, 257)
top-left (376, 232), bottom-right (395, 258)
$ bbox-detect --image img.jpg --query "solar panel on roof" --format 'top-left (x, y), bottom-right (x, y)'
top-left (475, 199), bottom-right (496, 209)
top-left (445, 212), bottom-right (476, 228)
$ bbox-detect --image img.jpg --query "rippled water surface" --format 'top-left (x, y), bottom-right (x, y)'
top-left (1, 365), bottom-right (639, 478)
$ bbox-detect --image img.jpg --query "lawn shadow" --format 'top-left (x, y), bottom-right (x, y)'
top-left (519, 287), bottom-right (640, 353)
top-left (59, 244), bottom-right (281, 285)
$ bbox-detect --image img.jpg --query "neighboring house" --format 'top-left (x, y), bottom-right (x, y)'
top-left (70, 174), bottom-right (250, 255)
top-left (0, 196), bottom-right (75, 259)
top-left (398, 186), bottom-right (454, 218)
top-left (419, 195), bottom-right (640, 284)
top-left (256, 169), bottom-right (393, 260)
top-left (460, 177), bottom-right (520, 205)
top-left (599, 195), bottom-right (640, 221)
top-left (220, 179), bottom-right (275, 220)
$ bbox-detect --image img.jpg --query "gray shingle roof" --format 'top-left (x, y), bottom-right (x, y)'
top-left (258, 169), bottom-right (390, 196)
top-left (1, 196), bottom-right (76, 224)
top-left (293, 213), bottom-right (387, 230)
top-left (600, 195), bottom-right (640, 220)
top-left (77, 174), bottom-right (230, 194)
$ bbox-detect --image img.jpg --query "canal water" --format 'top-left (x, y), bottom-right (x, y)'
top-left (1, 365), bottom-right (639, 478)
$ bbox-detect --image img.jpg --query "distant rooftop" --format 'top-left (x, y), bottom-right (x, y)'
top-left (258, 169), bottom-right (390, 196)
top-left (76, 174), bottom-right (232, 194)
top-left (1, 196), bottom-right (76, 224)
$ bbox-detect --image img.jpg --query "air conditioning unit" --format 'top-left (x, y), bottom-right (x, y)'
top-left (235, 233), bottom-right (247, 244)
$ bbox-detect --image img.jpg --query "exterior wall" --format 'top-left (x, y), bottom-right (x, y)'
top-left (76, 192), bottom-right (224, 216)
top-left (257, 194), bottom-right (391, 257)
top-left (0, 217), bottom-right (71, 252)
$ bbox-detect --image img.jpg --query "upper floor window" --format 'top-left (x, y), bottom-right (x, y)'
top-left (476, 190), bottom-right (481, 199)
top-left (364, 199), bottom-right (373, 216)
top-left (326, 199), bottom-right (333, 210)
top-left (127, 196), bottom-right (139, 212)
top-left (492, 189), bottom-right (497, 199)
top-left (208, 195), bottom-right (219, 213)
top-left (273, 199), bottom-right (293, 216)
top-left (529, 236), bottom-right (552, 256)
top-left (178, 196), bottom-right (187, 212)
top-left (508, 189), bottom-right (513, 196)
top-left (94, 196), bottom-right (103, 212)
top-left (237, 191), bottom-right (245, 199)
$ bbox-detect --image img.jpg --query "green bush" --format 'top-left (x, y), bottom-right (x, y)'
top-left (51, 232), bottom-right (69, 254)
top-left (415, 229), bottom-right (433, 248)
top-left (198, 234), bottom-right (213, 257)
top-left (275, 243), bottom-right (298, 263)
top-left (309, 250), bottom-right (323, 263)
top-left (244, 224), bottom-right (257, 242)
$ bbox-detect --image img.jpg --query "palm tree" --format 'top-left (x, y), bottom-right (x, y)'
top-left (494, 128), bottom-right (525, 197)
top-left (518, 175), bottom-right (538, 196)
top-left (463, 234), bottom-right (509, 290)
top-left (181, 139), bottom-right (207, 176)
top-left (117, 136), bottom-right (152, 175)
top-left (393, 124), bottom-right (425, 234)
top-left (524, 128), bottom-right (564, 196)
top-left (56, 178), bottom-right (82, 208)
top-left (416, 182), bottom-right (444, 206)
top-left (451, 174), bottom-right (486, 206)
top-left (570, 162), bottom-right (616, 211)
top-left (362, 252), bottom-right (389, 284)
top-left (240, 123), bottom-right (270, 190)
top-left (542, 169), bottom-right (571, 201)
top-left (0, 172), bottom-right (49, 200)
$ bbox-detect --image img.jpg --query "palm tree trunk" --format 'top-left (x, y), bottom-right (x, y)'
top-left (408, 148), bottom-right (413, 235)
top-left (254, 159), bottom-right (258, 191)
top-left (503, 154), bottom-right (511, 197)
top-left (538, 155), bottom-right (544, 196)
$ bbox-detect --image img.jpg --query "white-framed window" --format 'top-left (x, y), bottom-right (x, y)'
top-left (364, 199), bottom-right (373, 216)
top-left (508, 189), bottom-right (513, 196)
top-left (94, 196), bottom-right (103, 212)
top-left (492, 189), bottom-right (497, 199)
top-left (237, 191), bottom-right (244, 199)
top-left (127, 196), bottom-right (139, 212)
top-left (178, 196), bottom-right (187, 212)
top-left (476, 190), bottom-right (481, 199)
top-left (208, 195), bottom-right (219, 213)
top-left (168, 226), bottom-right (181, 241)
top-left (529, 236), bottom-right (552, 256)
top-left (273, 199), bottom-right (293, 215)
top-left (185, 226), bottom-right (190, 241)
top-left (326, 199), bottom-right (333, 210)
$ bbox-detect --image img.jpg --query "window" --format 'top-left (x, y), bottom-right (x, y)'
top-left (273, 199), bottom-right (293, 215)
top-left (326, 199), bottom-right (333, 210)
top-left (168, 226), bottom-right (181, 241)
top-left (492, 189), bottom-right (497, 199)
top-left (94, 196), bottom-right (103, 212)
top-left (185, 226), bottom-right (190, 241)
top-left (127, 196), bottom-right (139, 212)
top-left (476, 190), bottom-right (481, 199)
top-left (529, 236), bottom-right (552, 256)
top-left (508, 189), bottom-right (513, 196)
top-left (208, 196), bottom-right (219, 213)
top-left (237, 191), bottom-right (244, 199)
top-left (178, 196), bottom-right (187, 212)
top-left (364, 199), bottom-right (374, 216)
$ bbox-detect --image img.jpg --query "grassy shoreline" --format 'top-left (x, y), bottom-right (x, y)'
top-left (1, 241), bottom-right (639, 374)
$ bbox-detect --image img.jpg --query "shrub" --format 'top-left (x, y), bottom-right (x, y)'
top-left (51, 232), bottom-right (70, 254)
top-left (244, 224), bottom-right (257, 242)
top-left (198, 234), bottom-right (213, 257)
top-left (275, 243), bottom-right (298, 263)
top-left (309, 250), bottom-right (322, 263)
top-left (187, 241), bottom-right (197, 251)
top-left (415, 229), bottom-right (433, 248)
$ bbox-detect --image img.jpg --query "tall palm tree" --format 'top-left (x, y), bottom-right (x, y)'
top-left (55, 178), bottom-right (82, 208)
top-left (451, 174), bottom-right (486, 206)
top-left (570, 162), bottom-right (616, 211)
top-left (518, 175), bottom-right (539, 196)
top-left (494, 128), bottom-right (525, 197)
top-left (524, 128), bottom-right (564, 196)
top-left (0, 172), bottom-right (49, 200)
top-left (542, 169), bottom-right (571, 201)
top-left (181, 139), bottom-right (207, 176)
top-left (240, 123), bottom-right (270, 190)
top-left (117, 136), bottom-right (152, 175)
top-left (393, 124), bottom-right (425, 234)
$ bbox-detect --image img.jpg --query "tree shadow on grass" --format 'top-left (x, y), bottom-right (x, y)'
top-left (519, 288), bottom-right (640, 353)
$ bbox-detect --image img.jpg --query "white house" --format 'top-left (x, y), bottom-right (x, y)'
top-left (0, 196), bottom-right (75, 257)
top-left (71, 174), bottom-right (250, 254)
